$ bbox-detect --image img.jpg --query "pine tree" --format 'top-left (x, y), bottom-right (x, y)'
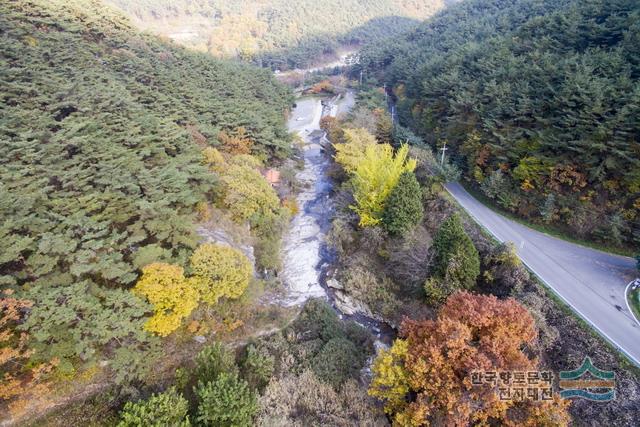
top-left (195, 343), bottom-right (239, 385)
top-left (382, 171), bottom-right (424, 235)
top-left (358, 0), bottom-right (640, 248)
top-left (118, 388), bottom-right (190, 427)
top-left (431, 214), bottom-right (480, 292)
top-left (195, 373), bottom-right (257, 426)
top-left (375, 113), bottom-right (394, 145)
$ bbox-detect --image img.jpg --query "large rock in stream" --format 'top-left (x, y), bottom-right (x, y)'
top-left (326, 277), bottom-right (344, 290)
top-left (334, 290), bottom-right (373, 317)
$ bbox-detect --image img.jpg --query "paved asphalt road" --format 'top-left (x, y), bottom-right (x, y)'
top-left (445, 182), bottom-right (640, 365)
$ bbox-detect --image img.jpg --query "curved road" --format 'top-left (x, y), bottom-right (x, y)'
top-left (445, 182), bottom-right (640, 365)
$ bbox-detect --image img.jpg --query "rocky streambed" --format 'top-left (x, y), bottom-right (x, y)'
top-left (282, 94), bottom-right (395, 345)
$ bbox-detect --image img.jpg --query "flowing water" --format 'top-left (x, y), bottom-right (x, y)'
top-left (281, 97), bottom-right (327, 303)
top-left (281, 93), bottom-right (395, 344)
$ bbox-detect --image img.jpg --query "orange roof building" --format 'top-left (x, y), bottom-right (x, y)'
top-left (264, 168), bottom-right (280, 186)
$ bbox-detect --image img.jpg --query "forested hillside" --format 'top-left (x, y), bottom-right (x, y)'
top-left (105, 0), bottom-right (446, 70)
top-left (359, 0), bottom-right (640, 250)
top-left (0, 0), bottom-right (292, 418)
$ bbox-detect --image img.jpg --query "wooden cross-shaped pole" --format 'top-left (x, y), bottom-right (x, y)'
top-left (440, 141), bottom-right (448, 166)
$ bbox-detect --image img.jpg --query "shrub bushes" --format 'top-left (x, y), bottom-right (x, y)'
top-left (195, 373), bottom-right (257, 427)
top-left (290, 299), bottom-right (344, 342)
top-left (195, 343), bottom-right (239, 386)
top-left (311, 338), bottom-right (363, 388)
top-left (118, 388), bottom-right (190, 427)
top-left (256, 371), bottom-right (385, 426)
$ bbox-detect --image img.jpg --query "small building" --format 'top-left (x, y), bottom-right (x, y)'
top-left (263, 168), bottom-right (280, 186)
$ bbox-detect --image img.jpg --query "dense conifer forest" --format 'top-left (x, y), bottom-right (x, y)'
top-left (0, 1), bottom-right (293, 416)
top-left (104, 0), bottom-right (447, 70)
top-left (1, 0), bottom-right (292, 288)
top-left (359, 0), bottom-right (640, 250)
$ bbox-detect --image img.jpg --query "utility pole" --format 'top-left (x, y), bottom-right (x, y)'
top-left (359, 69), bottom-right (363, 86)
top-left (440, 141), bottom-right (448, 166)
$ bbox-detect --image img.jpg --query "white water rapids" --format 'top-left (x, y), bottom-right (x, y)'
top-left (281, 93), bottom-right (354, 305)
top-left (280, 92), bottom-right (394, 346)
top-left (282, 97), bottom-right (332, 304)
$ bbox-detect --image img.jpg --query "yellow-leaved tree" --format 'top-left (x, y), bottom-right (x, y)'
top-left (220, 163), bottom-right (281, 224)
top-left (190, 243), bottom-right (253, 304)
top-left (334, 128), bottom-right (416, 227)
top-left (333, 128), bottom-right (378, 173)
top-left (202, 146), bottom-right (226, 171)
top-left (202, 147), bottom-right (283, 229)
top-left (132, 263), bottom-right (199, 337)
top-left (351, 144), bottom-right (416, 227)
top-left (368, 338), bottom-right (410, 416)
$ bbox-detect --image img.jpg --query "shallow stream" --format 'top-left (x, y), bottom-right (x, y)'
top-left (282, 94), bottom-right (395, 345)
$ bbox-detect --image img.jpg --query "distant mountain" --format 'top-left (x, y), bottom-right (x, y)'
top-left (359, 0), bottom-right (640, 250)
top-left (105, 0), bottom-right (446, 70)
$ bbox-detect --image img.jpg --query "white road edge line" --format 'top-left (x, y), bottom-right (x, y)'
top-left (444, 184), bottom-right (640, 368)
top-left (625, 279), bottom-right (640, 327)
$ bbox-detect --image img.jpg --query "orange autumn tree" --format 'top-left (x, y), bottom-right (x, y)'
top-left (0, 290), bottom-right (58, 418)
top-left (320, 116), bottom-right (344, 145)
top-left (218, 127), bottom-right (254, 155)
top-left (369, 292), bottom-right (570, 426)
top-left (308, 80), bottom-right (334, 94)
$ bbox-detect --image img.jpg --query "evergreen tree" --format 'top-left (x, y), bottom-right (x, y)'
top-left (195, 343), bottom-right (239, 385)
top-left (195, 373), bottom-right (257, 427)
top-left (382, 171), bottom-right (424, 235)
top-left (359, 0), bottom-right (640, 249)
top-left (240, 345), bottom-right (275, 391)
top-left (375, 113), bottom-right (394, 146)
top-left (431, 214), bottom-right (480, 292)
top-left (20, 281), bottom-right (159, 381)
top-left (118, 388), bottom-right (190, 427)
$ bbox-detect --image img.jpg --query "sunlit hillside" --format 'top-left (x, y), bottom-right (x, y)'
top-left (105, 0), bottom-right (446, 69)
